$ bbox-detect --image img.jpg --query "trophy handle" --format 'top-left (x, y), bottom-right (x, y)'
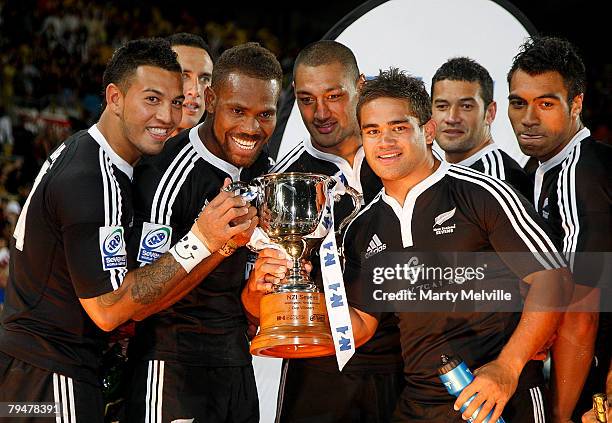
top-left (335, 186), bottom-right (362, 233)
top-left (222, 181), bottom-right (259, 202)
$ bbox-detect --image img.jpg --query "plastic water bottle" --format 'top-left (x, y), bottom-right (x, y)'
top-left (438, 354), bottom-right (505, 423)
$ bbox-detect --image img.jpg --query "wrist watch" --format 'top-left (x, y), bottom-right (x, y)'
top-left (218, 239), bottom-right (239, 257)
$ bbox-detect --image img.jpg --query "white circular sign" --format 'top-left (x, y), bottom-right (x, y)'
top-left (276, 0), bottom-right (534, 165)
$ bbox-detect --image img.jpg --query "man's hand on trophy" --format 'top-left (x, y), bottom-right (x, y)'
top-left (229, 206), bottom-right (258, 248)
top-left (247, 248), bottom-right (293, 293)
top-left (192, 178), bottom-right (254, 252)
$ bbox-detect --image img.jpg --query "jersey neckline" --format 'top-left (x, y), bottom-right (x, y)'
top-left (188, 124), bottom-right (242, 181)
top-left (533, 127), bottom-right (590, 206)
top-left (88, 124), bottom-right (133, 179)
top-left (303, 136), bottom-right (365, 193)
top-left (381, 160), bottom-right (451, 247)
top-left (456, 143), bottom-right (501, 167)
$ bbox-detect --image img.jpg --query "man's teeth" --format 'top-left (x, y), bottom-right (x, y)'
top-left (233, 137), bottom-right (256, 150)
top-left (185, 104), bottom-right (199, 111)
top-left (379, 153), bottom-right (400, 158)
top-left (148, 128), bottom-right (168, 136)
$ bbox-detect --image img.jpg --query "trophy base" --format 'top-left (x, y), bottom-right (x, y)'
top-left (250, 291), bottom-right (335, 358)
top-left (250, 327), bottom-right (335, 358)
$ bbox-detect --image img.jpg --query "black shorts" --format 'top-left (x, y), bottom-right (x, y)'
top-left (393, 386), bottom-right (548, 422)
top-left (277, 359), bottom-right (404, 423)
top-left (392, 361), bottom-right (549, 423)
top-left (126, 359), bottom-right (259, 423)
top-left (0, 351), bottom-right (104, 423)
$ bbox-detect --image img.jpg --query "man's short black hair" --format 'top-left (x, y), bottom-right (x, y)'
top-left (432, 57), bottom-right (494, 106)
top-left (211, 42), bottom-right (282, 89)
top-left (507, 36), bottom-right (586, 102)
top-left (102, 38), bottom-right (181, 92)
top-left (167, 32), bottom-right (216, 63)
top-left (293, 40), bottom-right (359, 82)
top-left (357, 68), bottom-right (431, 126)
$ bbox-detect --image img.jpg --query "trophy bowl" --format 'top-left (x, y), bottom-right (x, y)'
top-left (226, 172), bottom-right (360, 358)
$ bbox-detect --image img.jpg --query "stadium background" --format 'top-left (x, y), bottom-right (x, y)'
top-left (0, 0), bottom-right (609, 326)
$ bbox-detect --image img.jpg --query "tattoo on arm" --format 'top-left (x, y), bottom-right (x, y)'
top-left (131, 253), bottom-right (182, 305)
top-left (97, 285), bottom-right (128, 308)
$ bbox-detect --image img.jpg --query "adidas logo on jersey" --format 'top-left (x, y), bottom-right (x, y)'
top-left (365, 234), bottom-right (386, 259)
top-left (433, 207), bottom-right (456, 235)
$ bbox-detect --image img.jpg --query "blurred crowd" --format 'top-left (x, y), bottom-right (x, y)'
top-left (0, 0), bottom-right (611, 303)
top-left (0, 0), bottom-right (303, 300)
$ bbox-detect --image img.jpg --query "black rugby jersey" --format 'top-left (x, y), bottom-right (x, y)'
top-left (273, 138), bottom-right (401, 373)
top-left (0, 125), bottom-right (133, 385)
top-left (455, 143), bottom-right (533, 201)
top-left (272, 138), bottom-right (382, 207)
top-left (533, 128), bottom-right (612, 286)
top-left (344, 161), bottom-right (565, 403)
top-left (128, 124), bottom-right (270, 366)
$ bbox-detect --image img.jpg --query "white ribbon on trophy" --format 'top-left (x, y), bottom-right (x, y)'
top-left (318, 179), bottom-right (355, 371)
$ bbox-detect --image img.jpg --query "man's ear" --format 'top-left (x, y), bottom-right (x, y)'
top-left (570, 93), bottom-right (584, 120)
top-left (106, 83), bottom-right (124, 116)
top-left (357, 73), bottom-right (366, 91)
top-left (423, 118), bottom-right (437, 146)
top-left (485, 100), bottom-right (497, 125)
top-left (204, 85), bottom-right (216, 114)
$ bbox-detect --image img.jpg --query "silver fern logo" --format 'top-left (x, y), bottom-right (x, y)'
top-left (433, 207), bottom-right (456, 226)
top-left (433, 207), bottom-right (456, 235)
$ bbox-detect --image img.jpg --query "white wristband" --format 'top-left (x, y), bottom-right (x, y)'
top-left (170, 230), bottom-right (211, 273)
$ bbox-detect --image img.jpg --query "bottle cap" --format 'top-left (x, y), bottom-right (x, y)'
top-left (438, 354), bottom-right (462, 375)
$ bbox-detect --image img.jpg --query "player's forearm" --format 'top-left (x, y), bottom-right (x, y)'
top-left (497, 268), bottom-right (570, 374)
top-left (241, 282), bottom-right (264, 322)
top-left (497, 310), bottom-right (562, 376)
top-left (86, 248), bottom-right (222, 329)
top-left (80, 252), bottom-right (185, 331)
top-left (132, 252), bottom-right (226, 321)
top-left (550, 311), bottom-right (598, 421)
top-left (349, 306), bottom-right (378, 348)
top-left (607, 360), bottom-right (612, 396)
top-left (550, 284), bottom-right (600, 421)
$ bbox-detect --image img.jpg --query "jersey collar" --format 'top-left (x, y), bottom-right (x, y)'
top-left (189, 124), bottom-right (242, 181)
top-left (88, 124), bottom-right (133, 180)
top-left (456, 143), bottom-right (500, 167)
top-left (381, 160), bottom-right (450, 248)
top-left (303, 137), bottom-right (365, 193)
top-left (533, 127), bottom-right (590, 207)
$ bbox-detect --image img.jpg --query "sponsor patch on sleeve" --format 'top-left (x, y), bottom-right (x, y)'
top-left (99, 226), bottom-right (127, 271)
top-left (137, 222), bottom-right (173, 264)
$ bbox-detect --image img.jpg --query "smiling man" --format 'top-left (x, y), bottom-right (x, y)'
top-left (126, 42), bottom-right (282, 423)
top-left (167, 32), bottom-right (215, 136)
top-left (341, 68), bottom-right (571, 422)
top-left (0, 38), bottom-right (255, 422)
top-left (431, 57), bottom-right (532, 199)
top-left (257, 40), bottom-right (399, 423)
top-left (507, 36), bottom-right (612, 422)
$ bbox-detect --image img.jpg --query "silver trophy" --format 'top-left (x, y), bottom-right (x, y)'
top-left (225, 172), bottom-right (361, 357)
